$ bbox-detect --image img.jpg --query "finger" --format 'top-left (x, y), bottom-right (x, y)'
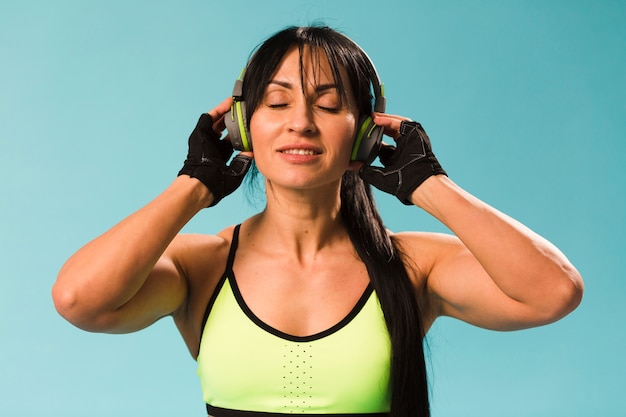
top-left (207, 97), bottom-right (233, 121)
top-left (372, 113), bottom-right (411, 139)
top-left (373, 112), bottom-right (409, 121)
top-left (207, 98), bottom-right (234, 135)
top-left (373, 112), bottom-right (411, 124)
top-left (212, 113), bottom-right (227, 134)
top-left (382, 125), bottom-right (402, 140)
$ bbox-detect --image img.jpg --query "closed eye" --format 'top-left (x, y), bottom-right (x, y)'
top-left (317, 105), bottom-right (340, 113)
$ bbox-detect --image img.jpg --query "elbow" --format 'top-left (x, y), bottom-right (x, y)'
top-left (52, 279), bottom-right (76, 321)
top-left (52, 280), bottom-right (89, 330)
top-left (52, 278), bottom-right (113, 333)
top-left (562, 267), bottom-right (584, 314)
top-left (541, 266), bottom-right (584, 325)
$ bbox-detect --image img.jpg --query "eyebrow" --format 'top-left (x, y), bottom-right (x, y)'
top-left (268, 80), bottom-right (339, 93)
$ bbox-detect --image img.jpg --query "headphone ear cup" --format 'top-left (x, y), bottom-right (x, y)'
top-left (224, 100), bottom-right (252, 152)
top-left (352, 115), bottom-right (383, 164)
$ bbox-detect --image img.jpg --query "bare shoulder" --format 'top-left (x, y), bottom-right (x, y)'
top-left (169, 225), bottom-right (234, 262)
top-left (167, 225), bottom-right (237, 353)
top-left (390, 230), bottom-right (466, 331)
top-left (168, 225), bottom-right (237, 292)
top-left (392, 230), bottom-right (464, 272)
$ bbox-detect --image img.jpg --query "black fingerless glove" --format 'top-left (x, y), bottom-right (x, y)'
top-left (178, 113), bottom-right (252, 207)
top-left (359, 120), bottom-right (447, 205)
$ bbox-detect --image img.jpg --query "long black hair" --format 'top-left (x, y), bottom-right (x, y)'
top-left (241, 26), bottom-right (430, 417)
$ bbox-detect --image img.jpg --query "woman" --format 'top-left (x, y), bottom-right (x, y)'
top-left (52, 26), bottom-right (583, 417)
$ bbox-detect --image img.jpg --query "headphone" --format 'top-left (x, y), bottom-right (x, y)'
top-left (224, 50), bottom-right (386, 165)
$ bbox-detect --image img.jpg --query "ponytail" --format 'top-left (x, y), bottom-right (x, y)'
top-left (340, 171), bottom-right (430, 417)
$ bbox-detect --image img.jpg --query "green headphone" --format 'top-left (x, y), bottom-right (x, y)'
top-left (224, 53), bottom-right (386, 164)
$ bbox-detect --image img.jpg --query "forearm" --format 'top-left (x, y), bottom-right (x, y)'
top-left (411, 175), bottom-right (583, 318)
top-left (53, 176), bottom-right (211, 323)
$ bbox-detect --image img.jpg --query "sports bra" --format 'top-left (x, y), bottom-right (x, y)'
top-left (196, 225), bottom-right (392, 417)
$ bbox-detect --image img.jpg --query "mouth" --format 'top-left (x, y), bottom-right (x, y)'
top-left (279, 148), bottom-right (320, 156)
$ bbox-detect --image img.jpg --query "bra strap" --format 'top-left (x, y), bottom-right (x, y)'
top-left (225, 224), bottom-right (241, 272)
top-left (197, 224), bottom-right (242, 354)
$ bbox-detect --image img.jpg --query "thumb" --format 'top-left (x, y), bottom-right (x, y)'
top-left (359, 165), bottom-right (386, 187)
top-left (227, 154), bottom-right (253, 176)
top-left (378, 144), bottom-right (397, 167)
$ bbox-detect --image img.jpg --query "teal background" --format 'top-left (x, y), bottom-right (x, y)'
top-left (1, 1), bottom-right (624, 416)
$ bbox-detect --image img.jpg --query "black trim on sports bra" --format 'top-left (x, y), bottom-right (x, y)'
top-left (207, 405), bottom-right (390, 417)
top-left (197, 224), bottom-right (242, 353)
top-left (198, 223), bottom-right (374, 346)
top-left (229, 271), bottom-right (373, 343)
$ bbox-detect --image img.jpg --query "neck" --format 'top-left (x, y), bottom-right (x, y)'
top-left (248, 179), bottom-right (347, 259)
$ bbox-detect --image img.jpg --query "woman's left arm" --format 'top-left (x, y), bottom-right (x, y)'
top-left (408, 175), bottom-right (583, 330)
top-left (362, 114), bottom-right (583, 330)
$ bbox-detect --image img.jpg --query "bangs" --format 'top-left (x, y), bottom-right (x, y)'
top-left (242, 26), bottom-right (375, 123)
top-left (293, 42), bottom-right (351, 109)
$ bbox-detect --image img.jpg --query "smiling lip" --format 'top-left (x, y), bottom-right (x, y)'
top-left (280, 148), bottom-right (319, 155)
top-left (277, 145), bottom-right (322, 156)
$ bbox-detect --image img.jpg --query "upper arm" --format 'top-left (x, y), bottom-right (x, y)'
top-left (116, 260), bottom-right (185, 332)
top-left (88, 237), bottom-right (191, 334)
top-left (109, 232), bottom-right (231, 334)
top-left (397, 232), bottom-right (545, 331)
top-left (63, 232), bottom-right (221, 334)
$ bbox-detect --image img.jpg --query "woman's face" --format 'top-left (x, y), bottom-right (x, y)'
top-left (249, 46), bottom-right (359, 192)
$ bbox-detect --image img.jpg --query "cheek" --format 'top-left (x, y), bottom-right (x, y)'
top-left (248, 112), bottom-right (273, 170)
top-left (248, 111), bottom-right (275, 154)
top-left (340, 114), bottom-right (358, 153)
top-left (248, 112), bottom-right (263, 145)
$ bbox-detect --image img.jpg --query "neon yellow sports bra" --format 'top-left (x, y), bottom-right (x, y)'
top-left (196, 225), bottom-right (392, 417)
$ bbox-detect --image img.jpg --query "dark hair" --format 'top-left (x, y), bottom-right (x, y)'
top-left (242, 26), bottom-right (378, 125)
top-left (242, 26), bottom-right (429, 417)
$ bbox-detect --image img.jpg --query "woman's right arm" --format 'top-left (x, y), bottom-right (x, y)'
top-left (53, 98), bottom-right (251, 333)
top-left (52, 176), bottom-right (212, 333)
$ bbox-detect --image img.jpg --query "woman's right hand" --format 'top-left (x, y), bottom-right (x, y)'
top-left (178, 98), bottom-right (252, 207)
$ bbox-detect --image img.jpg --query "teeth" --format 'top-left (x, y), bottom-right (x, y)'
top-left (282, 149), bottom-right (317, 155)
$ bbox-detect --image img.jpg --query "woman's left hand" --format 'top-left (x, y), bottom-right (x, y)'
top-left (359, 113), bottom-right (447, 205)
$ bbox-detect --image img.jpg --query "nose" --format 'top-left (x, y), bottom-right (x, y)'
top-left (287, 99), bottom-right (317, 135)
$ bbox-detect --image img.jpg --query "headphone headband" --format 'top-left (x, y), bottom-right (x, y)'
top-left (356, 46), bottom-right (386, 114)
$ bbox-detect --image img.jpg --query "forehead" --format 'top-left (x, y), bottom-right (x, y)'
top-left (274, 45), bottom-right (341, 84)
top-left (270, 45), bottom-right (355, 102)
